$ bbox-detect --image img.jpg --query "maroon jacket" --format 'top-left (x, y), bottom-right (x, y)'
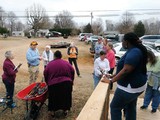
top-left (44, 58), bottom-right (75, 86)
top-left (2, 59), bottom-right (17, 84)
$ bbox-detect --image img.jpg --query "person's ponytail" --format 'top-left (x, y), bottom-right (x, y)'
top-left (124, 32), bottom-right (148, 74)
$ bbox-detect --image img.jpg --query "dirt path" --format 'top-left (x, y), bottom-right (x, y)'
top-left (0, 37), bottom-right (94, 120)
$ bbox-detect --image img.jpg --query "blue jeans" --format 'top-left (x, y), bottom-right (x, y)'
top-left (93, 74), bottom-right (101, 88)
top-left (143, 84), bottom-right (160, 110)
top-left (110, 88), bottom-right (142, 120)
top-left (3, 80), bottom-right (14, 102)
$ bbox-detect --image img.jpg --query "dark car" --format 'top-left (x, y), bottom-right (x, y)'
top-left (50, 41), bottom-right (71, 48)
top-left (89, 40), bottom-right (98, 54)
top-left (46, 31), bottom-right (62, 38)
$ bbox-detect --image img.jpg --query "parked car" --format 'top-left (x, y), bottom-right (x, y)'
top-left (90, 41), bottom-right (97, 54)
top-left (115, 34), bottom-right (124, 42)
top-left (85, 35), bottom-right (104, 44)
top-left (140, 35), bottom-right (160, 46)
top-left (114, 42), bottom-right (160, 64)
top-left (154, 40), bottom-right (160, 51)
top-left (78, 33), bottom-right (93, 41)
top-left (89, 37), bottom-right (117, 54)
top-left (50, 41), bottom-right (70, 48)
top-left (46, 31), bottom-right (62, 38)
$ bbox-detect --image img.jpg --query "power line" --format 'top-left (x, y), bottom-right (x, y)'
top-left (127, 9), bottom-right (160, 11)
top-left (1, 12), bottom-right (160, 18)
top-left (1, 9), bottom-right (160, 13)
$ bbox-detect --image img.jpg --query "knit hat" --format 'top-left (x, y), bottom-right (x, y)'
top-left (45, 45), bottom-right (51, 49)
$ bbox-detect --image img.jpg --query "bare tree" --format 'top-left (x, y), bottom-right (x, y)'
top-left (153, 20), bottom-right (160, 34)
top-left (0, 7), bottom-right (7, 27)
top-left (105, 20), bottom-right (115, 31)
top-left (116, 11), bottom-right (135, 33)
top-left (92, 18), bottom-right (103, 35)
top-left (25, 4), bottom-right (48, 36)
top-left (7, 11), bottom-right (17, 34)
top-left (39, 16), bottom-right (54, 29)
top-left (15, 21), bottom-right (25, 31)
top-left (54, 10), bottom-right (75, 29)
top-left (143, 18), bottom-right (160, 34)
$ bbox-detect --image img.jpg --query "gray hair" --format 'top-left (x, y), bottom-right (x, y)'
top-left (107, 42), bottom-right (113, 49)
top-left (5, 51), bottom-right (12, 59)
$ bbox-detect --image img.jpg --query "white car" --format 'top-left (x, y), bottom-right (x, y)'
top-left (78, 33), bottom-right (92, 41)
top-left (114, 42), bottom-right (160, 63)
top-left (85, 35), bottom-right (104, 44)
top-left (140, 35), bottom-right (160, 47)
top-left (154, 40), bottom-right (160, 51)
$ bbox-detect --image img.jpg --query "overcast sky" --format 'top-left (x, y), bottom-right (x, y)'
top-left (1, 0), bottom-right (160, 12)
top-left (1, 0), bottom-right (160, 25)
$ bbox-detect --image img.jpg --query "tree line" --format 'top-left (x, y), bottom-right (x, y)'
top-left (0, 4), bottom-right (160, 37)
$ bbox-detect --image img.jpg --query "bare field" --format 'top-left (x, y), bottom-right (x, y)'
top-left (0, 36), bottom-right (94, 120)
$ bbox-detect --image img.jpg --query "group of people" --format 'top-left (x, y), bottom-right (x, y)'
top-left (1, 32), bottom-right (160, 120)
top-left (101, 32), bottom-right (160, 120)
top-left (1, 41), bottom-right (80, 118)
top-left (93, 37), bottom-right (116, 88)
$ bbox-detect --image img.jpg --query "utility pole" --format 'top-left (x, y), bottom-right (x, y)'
top-left (91, 12), bottom-right (93, 32)
top-left (91, 12), bottom-right (93, 26)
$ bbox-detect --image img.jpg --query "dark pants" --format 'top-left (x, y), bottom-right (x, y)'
top-left (109, 68), bottom-right (114, 74)
top-left (68, 58), bottom-right (80, 76)
top-left (3, 80), bottom-right (14, 103)
top-left (110, 88), bottom-right (142, 120)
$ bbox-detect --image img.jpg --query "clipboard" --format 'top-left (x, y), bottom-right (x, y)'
top-left (14, 63), bottom-right (22, 71)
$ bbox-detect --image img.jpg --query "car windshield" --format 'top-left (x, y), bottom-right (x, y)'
top-left (155, 40), bottom-right (160, 43)
top-left (113, 43), bottom-right (120, 48)
top-left (92, 36), bottom-right (99, 39)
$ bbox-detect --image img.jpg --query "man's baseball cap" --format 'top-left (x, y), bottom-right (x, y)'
top-left (30, 41), bottom-right (38, 45)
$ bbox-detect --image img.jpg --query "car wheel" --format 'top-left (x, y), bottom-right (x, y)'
top-left (156, 46), bottom-right (160, 51)
top-left (81, 38), bottom-right (84, 41)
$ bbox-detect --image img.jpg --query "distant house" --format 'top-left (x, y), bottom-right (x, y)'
top-left (28, 29), bottom-right (49, 37)
top-left (12, 31), bottom-right (25, 37)
top-left (37, 29), bottom-right (49, 37)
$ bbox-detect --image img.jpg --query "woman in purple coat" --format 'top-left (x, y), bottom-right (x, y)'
top-left (44, 50), bottom-right (75, 118)
top-left (2, 51), bottom-right (19, 108)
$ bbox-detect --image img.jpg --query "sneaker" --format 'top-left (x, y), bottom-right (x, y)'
top-left (151, 109), bottom-right (157, 113)
top-left (10, 102), bottom-right (16, 108)
top-left (140, 105), bottom-right (147, 109)
top-left (63, 110), bottom-right (69, 117)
